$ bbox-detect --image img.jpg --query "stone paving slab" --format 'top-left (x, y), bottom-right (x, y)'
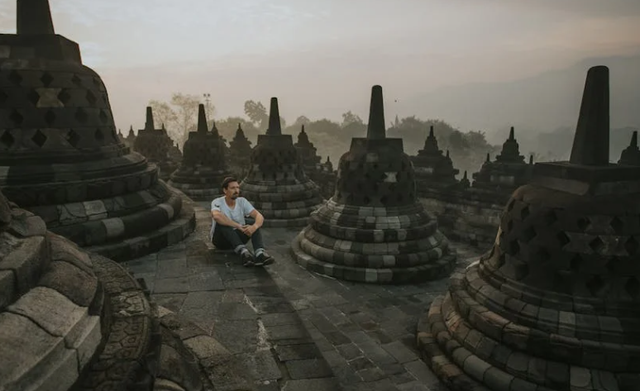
top-left (124, 202), bottom-right (484, 390)
top-left (124, 204), bottom-right (341, 391)
top-left (261, 227), bottom-right (482, 391)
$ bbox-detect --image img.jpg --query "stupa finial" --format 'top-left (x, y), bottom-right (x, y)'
top-left (17, 0), bottom-right (55, 35)
top-left (196, 104), bottom-right (208, 133)
top-left (569, 65), bottom-right (610, 165)
top-left (509, 126), bottom-right (515, 141)
top-left (266, 97), bottom-right (282, 136)
top-left (366, 85), bottom-right (386, 140)
top-left (144, 107), bottom-right (155, 131)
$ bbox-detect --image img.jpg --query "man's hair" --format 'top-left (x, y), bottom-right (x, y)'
top-left (221, 177), bottom-right (238, 190)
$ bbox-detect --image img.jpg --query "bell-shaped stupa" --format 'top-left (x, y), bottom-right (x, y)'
top-left (472, 127), bottom-right (532, 192)
top-left (295, 125), bottom-right (322, 172)
top-left (0, 0), bottom-right (195, 261)
top-left (418, 66), bottom-right (640, 391)
top-left (291, 86), bottom-right (457, 283)
top-left (239, 98), bottom-right (323, 227)
top-left (618, 131), bottom-right (640, 166)
top-left (132, 107), bottom-right (180, 180)
top-left (169, 104), bottom-right (231, 200)
top-left (411, 126), bottom-right (460, 189)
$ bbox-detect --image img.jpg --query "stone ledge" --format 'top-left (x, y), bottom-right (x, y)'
top-left (292, 232), bottom-right (456, 284)
top-left (85, 193), bottom-right (196, 262)
top-left (2, 164), bottom-right (159, 208)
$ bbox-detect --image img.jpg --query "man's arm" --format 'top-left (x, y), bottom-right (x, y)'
top-left (248, 209), bottom-right (264, 229)
top-left (212, 210), bottom-right (243, 229)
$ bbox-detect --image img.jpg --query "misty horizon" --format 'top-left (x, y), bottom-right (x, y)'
top-left (1, 0), bottom-right (639, 138)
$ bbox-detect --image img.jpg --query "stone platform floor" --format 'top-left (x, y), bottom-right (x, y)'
top-left (124, 202), bottom-right (484, 391)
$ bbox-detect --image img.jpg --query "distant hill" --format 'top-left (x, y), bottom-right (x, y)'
top-left (405, 54), bottom-right (640, 136)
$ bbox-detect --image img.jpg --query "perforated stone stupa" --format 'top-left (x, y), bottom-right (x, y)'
top-left (412, 126), bottom-right (460, 187)
top-left (239, 98), bottom-right (323, 227)
top-left (0, 0), bottom-right (195, 261)
top-left (472, 127), bottom-right (532, 193)
top-left (228, 123), bottom-right (253, 176)
top-left (295, 125), bottom-right (322, 172)
top-left (291, 86), bottom-right (457, 283)
top-left (133, 107), bottom-right (180, 180)
top-left (618, 131), bottom-right (640, 166)
top-left (169, 104), bottom-right (231, 201)
top-left (418, 66), bottom-right (640, 391)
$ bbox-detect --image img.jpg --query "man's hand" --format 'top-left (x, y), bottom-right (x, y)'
top-left (241, 224), bottom-right (257, 236)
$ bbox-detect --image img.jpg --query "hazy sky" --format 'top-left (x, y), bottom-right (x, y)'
top-left (2, 0), bottom-right (640, 133)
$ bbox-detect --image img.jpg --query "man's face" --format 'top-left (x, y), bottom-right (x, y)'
top-left (224, 181), bottom-right (240, 199)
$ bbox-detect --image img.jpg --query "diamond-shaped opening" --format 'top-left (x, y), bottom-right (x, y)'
top-left (625, 277), bottom-right (640, 299)
top-left (507, 219), bottom-right (514, 231)
top-left (40, 72), bottom-right (54, 87)
top-left (520, 205), bottom-right (530, 219)
top-left (610, 216), bottom-right (624, 235)
top-left (557, 231), bottom-right (570, 247)
top-left (57, 89), bottom-right (71, 104)
top-left (586, 275), bottom-right (607, 297)
top-left (513, 260), bottom-right (529, 280)
top-left (552, 272), bottom-right (572, 295)
top-left (9, 110), bottom-right (23, 125)
top-left (26, 89), bottom-right (40, 106)
top-left (86, 90), bottom-right (97, 105)
top-left (71, 74), bottom-right (82, 86)
top-left (94, 129), bottom-right (104, 141)
top-left (522, 226), bottom-right (537, 243)
top-left (577, 217), bottom-right (590, 231)
top-left (0, 131), bottom-right (15, 148)
top-left (537, 248), bottom-right (551, 262)
top-left (75, 108), bottom-right (88, 123)
top-left (569, 254), bottom-right (582, 272)
top-left (8, 70), bottom-right (22, 85)
top-left (0, 89), bottom-right (8, 104)
top-left (380, 196), bottom-right (388, 204)
top-left (507, 199), bottom-right (516, 212)
top-left (508, 240), bottom-right (520, 255)
top-left (66, 129), bottom-right (81, 147)
top-left (32, 130), bottom-right (47, 147)
top-left (605, 256), bottom-right (619, 273)
top-left (589, 237), bottom-right (605, 253)
top-left (625, 236), bottom-right (639, 255)
top-left (44, 110), bottom-right (56, 126)
top-left (544, 210), bottom-right (557, 225)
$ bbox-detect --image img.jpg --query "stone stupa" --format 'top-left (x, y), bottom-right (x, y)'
top-left (472, 127), bottom-right (533, 193)
top-left (411, 126), bottom-right (460, 189)
top-left (133, 107), bottom-right (180, 181)
top-left (0, 0), bottom-right (195, 261)
top-left (618, 130), bottom-right (640, 166)
top-left (228, 123), bottom-right (253, 176)
top-left (418, 66), bottom-right (640, 391)
top-left (291, 86), bottom-right (457, 283)
top-left (239, 98), bottom-right (323, 227)
top-left (169, 104), bottom-right (231, 201)
top-left (294, 125), bottom-right (322, 172)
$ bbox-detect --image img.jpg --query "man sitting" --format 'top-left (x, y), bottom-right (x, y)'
top-left (210, 177), bottom-right (274, 266)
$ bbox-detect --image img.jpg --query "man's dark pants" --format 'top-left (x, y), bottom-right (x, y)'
top-left (212, 219), bottom-right (264, 252)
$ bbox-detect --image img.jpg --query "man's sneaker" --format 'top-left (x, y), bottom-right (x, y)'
top-left (254, 252), bottom-right (274, 266)
top-left (241, 251), bottom-right (255, 267)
